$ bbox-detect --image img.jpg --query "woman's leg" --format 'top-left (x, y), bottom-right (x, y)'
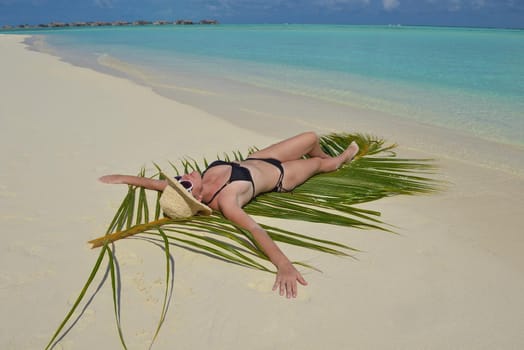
top-left (99, 175), bottom-right (167, 191)
top-left (280, 141), bottom-right (359, 190)
top-left (249, 132), bottom-right (331, 162)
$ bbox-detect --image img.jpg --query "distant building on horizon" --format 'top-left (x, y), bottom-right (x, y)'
top-left (2, 18), bottom-right (219, 30)
top-left (200, 19), bottom-right (219, 25)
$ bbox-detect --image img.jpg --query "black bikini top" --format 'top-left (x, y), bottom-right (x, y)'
top-left (201, 160), bottom-right (255, 205)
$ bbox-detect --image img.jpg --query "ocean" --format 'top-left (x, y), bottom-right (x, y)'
top-left (15, 24), bottom-right (524, 146)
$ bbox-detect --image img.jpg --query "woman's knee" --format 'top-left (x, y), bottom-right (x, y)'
top-left (300, 131), bottom-right (319, 144)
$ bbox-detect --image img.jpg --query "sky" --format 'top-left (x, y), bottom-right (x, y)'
top-left (1, 0), bottom-right (523, 29)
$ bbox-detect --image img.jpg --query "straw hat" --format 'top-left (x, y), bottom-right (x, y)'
top-left (159, 174), bottom-right (212, 219)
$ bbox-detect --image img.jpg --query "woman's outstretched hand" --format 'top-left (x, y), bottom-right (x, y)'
top-left (272, 262), bottom-right (308, 299)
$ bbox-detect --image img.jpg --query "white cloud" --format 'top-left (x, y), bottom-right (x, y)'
top-left (471, 0), bottom-right (486, 9)
top-left (382, 0), bottom-right (400, 10)
top-left (423, 0), bottom-right (491, 11)
top-left (94, 0), bottom-right (116, 8)
top-left (313, 0), bottom-right (370, 8)
top-left (448, 0), bottom-right (462, 11)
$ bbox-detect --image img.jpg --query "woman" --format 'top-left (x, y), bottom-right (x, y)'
top-left (100, 132), bottom-right (359, 299)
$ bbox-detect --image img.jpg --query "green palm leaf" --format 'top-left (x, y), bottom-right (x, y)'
top-left (48, 133), bottom-right (441, 349)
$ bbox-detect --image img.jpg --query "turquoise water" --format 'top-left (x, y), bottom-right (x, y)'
top-left (19, 25), bottom-right (524, 145)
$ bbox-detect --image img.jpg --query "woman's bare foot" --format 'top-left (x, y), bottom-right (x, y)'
top-left (343, 141), bottom-right (359, 163)
top-left (99, 174), bottom-right (126, 184)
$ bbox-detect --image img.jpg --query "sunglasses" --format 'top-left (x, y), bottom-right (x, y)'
top-left (174, 176), bottom-right (193, 193)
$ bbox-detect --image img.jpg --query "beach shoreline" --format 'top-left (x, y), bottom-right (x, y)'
top-left (1, 34), bottom-right (523, 349)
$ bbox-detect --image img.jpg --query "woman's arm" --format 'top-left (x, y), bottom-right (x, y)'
top-left (218, 195), bottom-right (307, 299)
top-left (99, 175), bottom-right (167, 191)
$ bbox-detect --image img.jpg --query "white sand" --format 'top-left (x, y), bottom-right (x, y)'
top-left (1, 34), bottom-right (523, 349)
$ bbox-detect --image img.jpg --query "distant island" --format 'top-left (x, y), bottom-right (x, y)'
top-left (1, 19), bottom-right (218, 30)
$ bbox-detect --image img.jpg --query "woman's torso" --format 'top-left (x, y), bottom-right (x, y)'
top-left (200, 159), bottom-right (282, 208)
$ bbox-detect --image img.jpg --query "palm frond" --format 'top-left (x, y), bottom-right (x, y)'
top-left (48, 133), bottom-right (442, 349)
